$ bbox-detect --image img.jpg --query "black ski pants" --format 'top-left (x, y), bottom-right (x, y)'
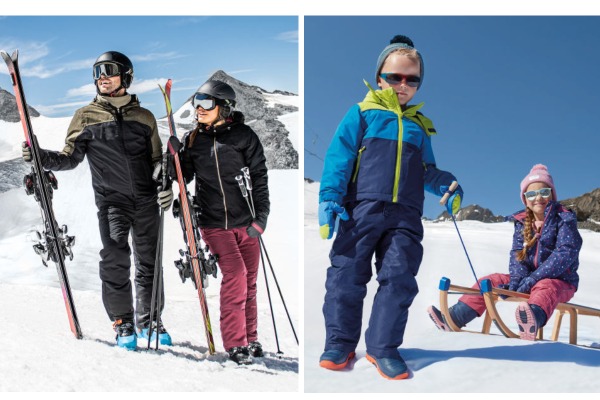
top-left (97, 202), bottom-right (162, 328)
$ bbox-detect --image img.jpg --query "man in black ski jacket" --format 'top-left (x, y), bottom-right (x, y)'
top-left (22, 51), bottom-right (173, 350)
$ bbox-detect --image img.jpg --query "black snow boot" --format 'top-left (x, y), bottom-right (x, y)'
top-left (248, 341), bottom-right (264, 357)
top-left (228, 346), bottom-right (252, 365)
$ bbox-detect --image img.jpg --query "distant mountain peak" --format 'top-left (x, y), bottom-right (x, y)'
top-left (169, 71), bottom-right (298, 170)
top-left (560, 188), bottom-right (600, 232)
top-left (0, 86), bottom-right (41, 122)
top-left (435, 204), bottom-right (505, 223)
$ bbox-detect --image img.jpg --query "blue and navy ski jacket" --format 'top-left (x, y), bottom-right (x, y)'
top-left (507, 201), bottom-right (582, 289)
top-left (319, 83), bottom-right (456, 214)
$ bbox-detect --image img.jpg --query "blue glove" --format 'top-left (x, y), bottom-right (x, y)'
top-left (441, 184), bottom-right (463, 215)
top-left (496, 283), bottom-right (509, 299)
top-left (318, 201), bottom-right (349, 240)
top-left (516, 276), bottom-right (536, 294)
top-left (508, 280), bottom-right (520, 292)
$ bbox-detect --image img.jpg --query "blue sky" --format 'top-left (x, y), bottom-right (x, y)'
top-left (305, 16), bottom-right (600, 219)
top-left (0, 16), bottom-right (297, 118)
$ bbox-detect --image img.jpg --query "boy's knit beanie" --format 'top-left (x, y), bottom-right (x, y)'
top-left (520, 164), bottom-right (557, 204)
top-left (375, 34), bottom-right (424, 89)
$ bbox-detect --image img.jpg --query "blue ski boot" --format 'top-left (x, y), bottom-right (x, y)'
top-left (114, 319), bottom-right (137, 351)
top-left (139, 322), bottom-right (172, 346)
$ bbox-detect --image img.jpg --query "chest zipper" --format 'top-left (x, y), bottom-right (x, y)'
top-left (351, 146), bottom-right (366, 183)
top-left (116, 107), bottom-right (136, 203)
top-left (213, 136), bottom-right (228, 229)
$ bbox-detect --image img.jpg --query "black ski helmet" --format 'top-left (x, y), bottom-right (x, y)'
top-left (93, 51), bottom-right (134, 89)
top-left (197, 80), bottom-right (237, 107)
top-left (195, 80), bottom-right (237, 120)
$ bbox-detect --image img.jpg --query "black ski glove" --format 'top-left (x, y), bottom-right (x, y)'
top-left (247, 219), bottom-right (266, 238)
top-left (167, 136), bottom-right (183, 153)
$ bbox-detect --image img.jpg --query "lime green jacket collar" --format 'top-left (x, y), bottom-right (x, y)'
top-left (360, 80), bottom-right (424, 117)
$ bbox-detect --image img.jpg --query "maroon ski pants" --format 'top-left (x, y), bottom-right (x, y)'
top-left (459, 273), bottom-right (577, 321)
top-left (201, 227), bottom-right (260, 351)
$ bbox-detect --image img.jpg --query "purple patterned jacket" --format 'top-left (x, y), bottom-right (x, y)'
top-left (507, 201), bottom-right (582, 290)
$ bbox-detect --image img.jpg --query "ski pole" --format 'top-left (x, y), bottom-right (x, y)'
top-left (257, 237), bottom-right (299, 346)
top-left (441, 181), bottom-right (481, 290)
top-left (241, 167), bottom-right (255, 216)
top-left (235, 175), bottom-right (284, 356)
top-left (239, 170), bottom-right (298, 347)
top-left (235, 175), bottom-right (253, 217)
top-left (148, 153), bottom-right (168, 350)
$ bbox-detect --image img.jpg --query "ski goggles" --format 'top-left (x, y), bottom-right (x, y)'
top-left (192, 93), bottom-right (219, 111)
top-left (93, 62), bottom-right (122, 80)
top-left (379, 73), bottom-right (421, 87)
top-left (524, 187), bottom-right (552, 201)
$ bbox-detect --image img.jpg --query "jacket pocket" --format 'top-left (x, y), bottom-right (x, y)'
top-left (351, 146), bottom-right (366, 183)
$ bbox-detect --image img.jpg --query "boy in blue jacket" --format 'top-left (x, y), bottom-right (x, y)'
top-left (318, 34), bottom-right (463, 380)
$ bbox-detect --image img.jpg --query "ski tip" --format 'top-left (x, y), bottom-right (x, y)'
top-left (0, 49), bottom-right (18, 62)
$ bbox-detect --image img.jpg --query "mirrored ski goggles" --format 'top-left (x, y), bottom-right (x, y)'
top-left (379, 73), bottom-right (421, 87)
top-left (93, 62), bottom-right (122, 80)
top-left (524, 188), bottom-right (552, 201)
top-left (192, 93), bottom-right (218, 111)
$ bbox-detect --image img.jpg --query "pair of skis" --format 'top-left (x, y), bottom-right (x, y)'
top-left (1, 50), bottom-right (82, 339)
top-left (152, 79), bottom-right (216, 354)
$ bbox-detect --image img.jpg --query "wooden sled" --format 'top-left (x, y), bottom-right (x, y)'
top-left (436, 277), bottom-right (600, 346)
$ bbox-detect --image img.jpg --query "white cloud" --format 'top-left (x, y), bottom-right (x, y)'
top-left (65, 78), bottom-right (171, 98)
top-left (66, 83), bottom-right (96, 98)
top-left (131, 52), bottom-right (187, 62)
top-left (0, 40), bottom-right (50, 73)
top-left (33, 100), bottom-right (91, 116)
top-left (130, 78), bottom-right (171, 94)
top-left (275, 30), bottom-right (298, 43)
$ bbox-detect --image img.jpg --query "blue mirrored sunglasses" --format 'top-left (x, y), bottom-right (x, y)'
top-left (524, 188), bottom-right (552, 201)
top-left (379, 72), bottom-right (421, 87)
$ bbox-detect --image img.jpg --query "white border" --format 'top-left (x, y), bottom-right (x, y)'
top-left (2, 1), bottom-right (600, 16)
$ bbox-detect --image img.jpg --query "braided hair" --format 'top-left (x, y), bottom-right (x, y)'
top-left (517, 208), bottom-right (540, 262)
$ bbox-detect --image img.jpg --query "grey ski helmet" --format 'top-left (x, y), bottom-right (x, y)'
top-left (93, 51), bottom-right (134, 89)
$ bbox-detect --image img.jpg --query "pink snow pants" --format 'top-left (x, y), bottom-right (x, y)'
top-left (201, 227), bottom-right (260, 351)
top-left (459, 273), bottom-right (577, 322)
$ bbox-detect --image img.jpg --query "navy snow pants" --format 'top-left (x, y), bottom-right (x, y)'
top-left (97, 203), bottom-right (161, 328)
top-left (323, 200), bottom-right (423, 359)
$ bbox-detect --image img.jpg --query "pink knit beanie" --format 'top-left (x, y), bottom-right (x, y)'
top-left (520, 164), bottom-right (557, 204)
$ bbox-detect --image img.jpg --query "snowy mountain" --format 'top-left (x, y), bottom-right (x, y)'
top-left (168, 70), bottom-right (299, 170)
top-left (0, 86), bottom-right (40, 122)
top-left (435, 204), bottom-right (505, 223)
top-left (304, 180), bottom-right (600, 393)
top-left (0, 108), bottom-right (299, 391)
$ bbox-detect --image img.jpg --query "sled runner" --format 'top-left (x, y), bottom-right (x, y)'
top-left (436, 277), bottom-right (600, 347)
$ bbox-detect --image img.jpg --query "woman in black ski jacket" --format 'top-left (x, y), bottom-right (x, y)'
top-left (172, 80), bottom-right (269, 365)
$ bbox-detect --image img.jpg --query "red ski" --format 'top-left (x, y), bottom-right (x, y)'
top-left (1, 49), bottom-right (82, 339)
top-left (158, 79), bottom-right (216, 354)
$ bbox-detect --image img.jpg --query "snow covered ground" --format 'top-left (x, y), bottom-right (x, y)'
top-left (304, 180), bottom-right (600, 393)
top-left (0, 117), bottom-right (299, 392)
